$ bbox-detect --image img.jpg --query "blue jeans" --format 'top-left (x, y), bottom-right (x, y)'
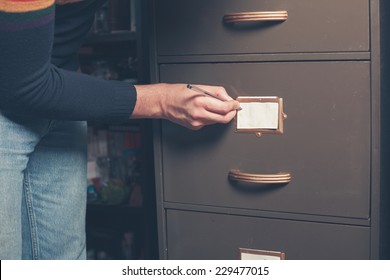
top-left (0, 111), bottom-right (87, 259)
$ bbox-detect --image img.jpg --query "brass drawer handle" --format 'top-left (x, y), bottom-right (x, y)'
top-left (228, 169), bottom-right (291, 184)
top-left (223, 11), bottom-right (288, 24)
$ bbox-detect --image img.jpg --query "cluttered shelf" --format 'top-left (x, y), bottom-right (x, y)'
top-left (78, 41), bottom-right (138, 83)
top-left (87, 123), bottom-right (144, 207)
top-left (85, 121), bottom-right (151, 260)
top-left (79, 0), bottom-right (139, 83)
top-left (83, 0), bottom-right (157, 260)
top-left (86, 128), bottom-right (146, 261)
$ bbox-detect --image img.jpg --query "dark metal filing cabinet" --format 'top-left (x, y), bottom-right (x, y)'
top-left (148, 0), bottom-right (390, 259)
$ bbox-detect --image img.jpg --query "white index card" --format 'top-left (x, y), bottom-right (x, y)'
top-left (237, 101), bottom-right (279, 129)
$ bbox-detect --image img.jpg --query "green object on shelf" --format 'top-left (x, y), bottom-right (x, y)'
top-left (100, 179), bottom-right (129, 205)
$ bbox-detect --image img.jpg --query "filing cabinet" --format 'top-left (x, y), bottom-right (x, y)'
top-left (148, 0), bottom-right (390, 259)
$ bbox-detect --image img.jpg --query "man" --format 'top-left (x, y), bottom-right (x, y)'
top-left (0, 0), bottom-right (239, 259)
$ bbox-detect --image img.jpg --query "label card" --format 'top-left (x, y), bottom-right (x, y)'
top-left (236, 96), bottom-right (286, 135)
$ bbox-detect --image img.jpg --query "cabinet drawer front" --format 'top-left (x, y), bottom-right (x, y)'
top-left (155, 0), bottom-right (369, 55)
top-left (166, 210), bottom-right (370, 259)
top-left (159, 61), bottom-right (370, 219)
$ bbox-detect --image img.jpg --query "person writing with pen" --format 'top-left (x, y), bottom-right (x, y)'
top-left (0, 0), bottom-right (240, 260)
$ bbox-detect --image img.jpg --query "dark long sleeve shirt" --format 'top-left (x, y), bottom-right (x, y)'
top-left (0, 0), bottom-right (136, 122)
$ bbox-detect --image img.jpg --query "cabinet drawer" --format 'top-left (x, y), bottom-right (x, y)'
top-left (155, 0), bottom-right (369, 55)
top-left (166, 210), bottom-right (370, 259)
top-left (159, 61), bottom-right (370, 219)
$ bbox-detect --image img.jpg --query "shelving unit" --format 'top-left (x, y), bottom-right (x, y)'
top-left (79, 0), bottom-right (157, 260)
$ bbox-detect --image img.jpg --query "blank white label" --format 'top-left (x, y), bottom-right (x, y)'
top-left (237, 102), bottom-right (279, 129)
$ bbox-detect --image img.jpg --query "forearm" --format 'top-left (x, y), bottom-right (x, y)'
top-left (132, 83), bottom-right (167, 119)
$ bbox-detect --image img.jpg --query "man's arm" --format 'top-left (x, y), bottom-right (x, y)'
top-left (0, 1), bottom-right (135, 122)
top-left (0, 0), bottom-right (239, 128)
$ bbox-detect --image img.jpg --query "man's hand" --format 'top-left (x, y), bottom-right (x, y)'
top-left (133, 83), bottom-right (240, 130)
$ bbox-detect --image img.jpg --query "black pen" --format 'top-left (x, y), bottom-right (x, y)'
top-left (187, 84), bottom-right (242, 110)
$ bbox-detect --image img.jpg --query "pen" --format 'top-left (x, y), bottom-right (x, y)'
top-left (187, 84), bottom-right (242, 110)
